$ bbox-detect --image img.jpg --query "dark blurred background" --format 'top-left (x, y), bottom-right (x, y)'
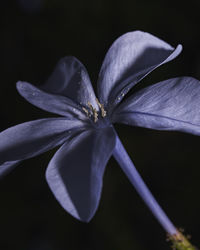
top-left (1, 0), bottom-right (200, 249)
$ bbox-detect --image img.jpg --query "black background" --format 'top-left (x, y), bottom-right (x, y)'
top-left (0, 0), bottom-right (200, 250)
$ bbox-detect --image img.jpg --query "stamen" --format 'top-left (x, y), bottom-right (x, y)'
top-left (82, 107), bottom-right (90, 117)
top-left (82, 99), bottom-right (107, 123)
top-left (96, 98), bottom-right (107, 117)
top-left (87, 102), bottom-right (98, 122)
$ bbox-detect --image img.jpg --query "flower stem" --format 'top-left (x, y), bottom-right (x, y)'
top-left (113, 135), bottom-right (197, 250)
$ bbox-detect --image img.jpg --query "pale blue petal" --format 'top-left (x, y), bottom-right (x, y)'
top-left (0, 118), bottom-right (84, 164)
top-left (46, 127), bottom-right (116, 222)
top-left (97, 31), bottom-right (182, 109)
top-left (17, 81), bottom-right (86, 120)
top-left (42, 56), bottom-right (99, 110)
top-left (113, 77), bottom-right (200, 135)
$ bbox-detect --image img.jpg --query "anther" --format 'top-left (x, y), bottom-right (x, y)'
top-left (87, 102), bottom-right (98, 122)
top-left (82, 107), bottom-right (90, 117)
top-left (82, 100), bottom-right (107, 123)
top-left (96, 98), bottom-right (107, 117)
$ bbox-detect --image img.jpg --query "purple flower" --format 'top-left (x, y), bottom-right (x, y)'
top-left (0, 31), bottom-right (200, 224)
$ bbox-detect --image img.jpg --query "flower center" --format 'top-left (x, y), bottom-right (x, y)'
top-left (82, 98), bottom-right (107, 123)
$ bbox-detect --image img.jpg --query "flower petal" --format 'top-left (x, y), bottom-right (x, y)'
top-left (0, 118), bottom-right (84, 164)
top-left (113, 77), bottom-right (200, 135)
top-left (0, 160), bottom-right (22, 179)
top-left (46, 127), bottom-right (116, 222)
top-left (97, 31), bottom-right (182, 109)
top-left (42, 56), bottom-right (99, 110)
top-left (17, 81), bottom-right (86, 120)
